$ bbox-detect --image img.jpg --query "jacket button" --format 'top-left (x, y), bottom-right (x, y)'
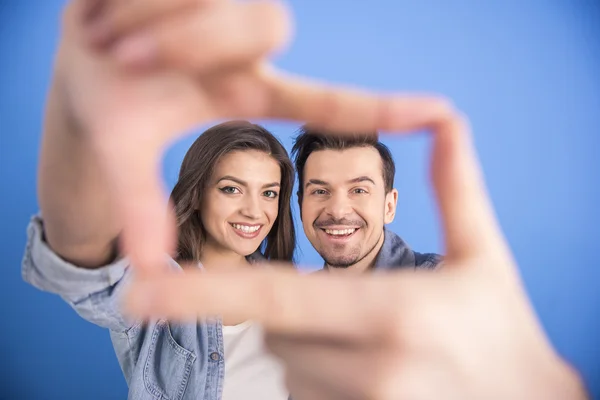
top-left (210, 352), bottom-right (221, 361)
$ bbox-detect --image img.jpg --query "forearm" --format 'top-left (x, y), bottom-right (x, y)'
top-left (37, 75), bottom-right (121, 268)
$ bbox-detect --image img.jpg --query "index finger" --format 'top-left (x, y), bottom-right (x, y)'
top-left (90, 128), bottom-right (177, 276)
top-left (265, 70), bottom-right (453, 133)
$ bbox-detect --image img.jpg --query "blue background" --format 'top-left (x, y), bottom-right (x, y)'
top-left (1, 0), bottom-right (599, 398)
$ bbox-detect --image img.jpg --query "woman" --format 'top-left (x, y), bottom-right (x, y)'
top-left (23, 120), bottom-right (296, 400)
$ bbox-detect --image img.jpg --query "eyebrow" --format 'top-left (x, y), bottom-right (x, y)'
top-left (217, 175), bottom-right (280, 188)
top-left (348, 176), bottom-right (376, 185)
top-left (305, 176), bottom-right (375, 188)
top-left (305, 179), bottom-right (329, 188)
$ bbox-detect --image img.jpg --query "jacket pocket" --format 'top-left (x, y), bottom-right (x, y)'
top-left (143, 321), bottom-right (196, 400)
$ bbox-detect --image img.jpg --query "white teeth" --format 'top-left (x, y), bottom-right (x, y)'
top-left (324, 228), bottom-right (356, 236)
top-left (232, 224), bottom-right (260, 233)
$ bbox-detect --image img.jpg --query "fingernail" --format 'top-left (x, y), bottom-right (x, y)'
top-left (111, 33), bottom-right (158, 68)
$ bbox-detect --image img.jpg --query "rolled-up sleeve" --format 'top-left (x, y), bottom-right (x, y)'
top-left (22, 215), bottom-right (137, 332)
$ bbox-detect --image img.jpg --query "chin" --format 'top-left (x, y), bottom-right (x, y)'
top-left (232, 242), bottom-right (263, 257)
top-left (322, 252), bottom-right (360, 268)
top-left (324, 259), bottom-right (357, 268)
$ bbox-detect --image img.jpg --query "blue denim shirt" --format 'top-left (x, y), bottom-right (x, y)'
top-left (22, 217), bottom-right (440, 400)
top-left (372, 227), bottom-right (442, 271)
top-left (319, 228), bottom-right (441, 273)
top-left (22, 215), bottom-right (267, 400)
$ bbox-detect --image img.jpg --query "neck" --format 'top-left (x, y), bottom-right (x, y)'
top-left (200, 245), bottom-right (253, 326)
top-left (326, 230), bottom-right (386, 274)
top-left (199, 245), bottom-right (248, 272)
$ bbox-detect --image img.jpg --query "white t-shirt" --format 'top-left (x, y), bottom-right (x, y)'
top-left (221, 321), bottom-right (288, 400)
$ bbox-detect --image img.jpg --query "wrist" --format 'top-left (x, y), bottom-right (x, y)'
top-left (556, 363), bottom-right (588, 400)
top-left (535, 358), bottom-right (588, 400)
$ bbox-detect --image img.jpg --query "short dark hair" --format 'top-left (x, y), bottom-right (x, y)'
top-left (291, 125), bottom-right (396, 205)
top-left (170, 120), bottom-right (296, 263)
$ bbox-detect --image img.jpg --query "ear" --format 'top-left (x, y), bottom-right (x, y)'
top-left (384, 188), bottom-right (398, 224)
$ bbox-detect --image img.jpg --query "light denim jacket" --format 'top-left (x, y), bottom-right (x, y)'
top-left (22, 215), bottom-right (266, 400)
top-left (21, 216), bottom-right (441, 400)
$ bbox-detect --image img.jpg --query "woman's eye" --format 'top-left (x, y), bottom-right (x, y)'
top-left (312, 189), bottom-right (328, 196)
top-left (220, 186), bottom-right (240, 194)
top-left (263, 190), bottom-right (278, 198)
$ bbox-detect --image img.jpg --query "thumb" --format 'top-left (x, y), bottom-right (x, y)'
top-left (90, 122), bottom-right (176, 275)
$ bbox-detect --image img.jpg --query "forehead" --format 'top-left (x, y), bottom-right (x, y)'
top-left (213, 150), bottom-right (281, 181)
top-left (304, 147), bottom-right (384, 185)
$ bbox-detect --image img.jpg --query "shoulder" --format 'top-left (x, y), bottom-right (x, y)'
top-left (413, 251), bottom-right (443, 270)
top-left (379, 228), bottom-right (443, 270)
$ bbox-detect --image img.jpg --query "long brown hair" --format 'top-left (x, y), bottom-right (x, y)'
top-left (170, 120), bottom-right (296, 263)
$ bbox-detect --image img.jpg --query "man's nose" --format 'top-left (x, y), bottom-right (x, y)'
top-left (324, 193), bottom-right (353, 220)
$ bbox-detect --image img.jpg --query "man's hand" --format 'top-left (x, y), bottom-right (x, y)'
top-left (58, 0), bottom-right (448, 272)
top-left (124, 102), bottom-right (587, 399)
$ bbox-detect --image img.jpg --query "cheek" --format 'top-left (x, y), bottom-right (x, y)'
top-left (355, 198), bottom-right (385, 227)
top-left (202, 195), bottom-right (235, 227)
top-left (300, 202), bottom-right (318, 225)
top-left (265, 202), bottom-right (279, 225)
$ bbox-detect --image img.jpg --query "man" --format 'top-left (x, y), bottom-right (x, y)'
top-left (292, 127), bottom-right (441, 273)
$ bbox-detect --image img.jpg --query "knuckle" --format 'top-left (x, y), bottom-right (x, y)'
top-left (433, 95), bottom-right (456, 114)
